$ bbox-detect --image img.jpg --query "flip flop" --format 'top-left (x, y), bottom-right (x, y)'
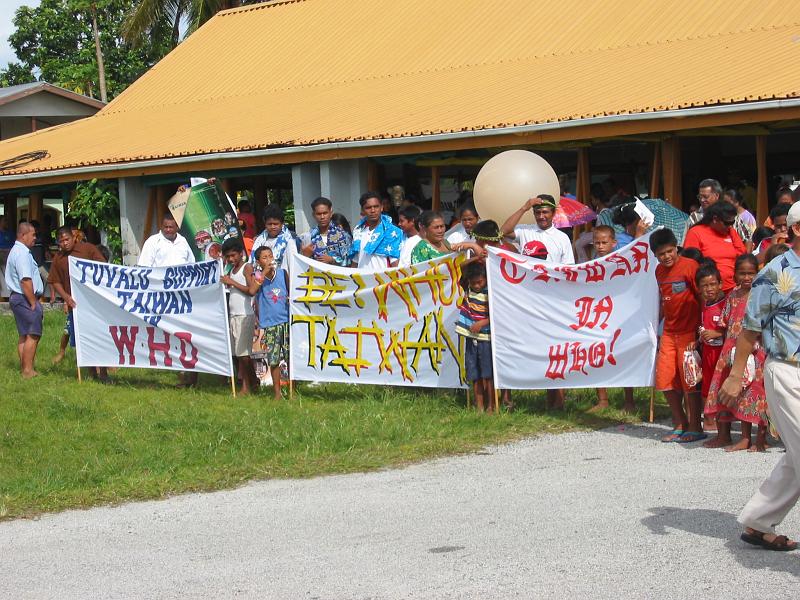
top-left (661, 429), bottom-right (684, 443)
top-left (741, 530), bottom-right (798, 551)
top-left (675, 431), bottom-right (708, 443)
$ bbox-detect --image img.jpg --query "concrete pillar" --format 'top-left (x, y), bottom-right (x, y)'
top-left (119, 177), bottom-right (148, 265)
top-left (319, 158), bottom-right (368, 231)
top-left (291, 162), bottom-right (321, 235)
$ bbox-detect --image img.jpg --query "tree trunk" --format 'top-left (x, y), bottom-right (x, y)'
top-left (91, 4), bottom-right (108, 103)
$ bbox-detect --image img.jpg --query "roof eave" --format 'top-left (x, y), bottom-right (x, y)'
top-left (0, 98), bottom-right (799, 187)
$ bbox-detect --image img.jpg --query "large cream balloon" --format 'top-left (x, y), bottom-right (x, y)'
top-left (473, 150), bottom-right (560, 226)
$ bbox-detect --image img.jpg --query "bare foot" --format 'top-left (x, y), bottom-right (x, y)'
top-left (725, 438), bottom-right (752, 452)
top-left (21, 370), bottom-right (39, 379)
top-left (589, 403), bottom-right (609, 413)
top-left (703, 436), bottom-right (732, 448)
top-left (623, 403), bottom-right (636, 413)
top-left (52, 352), bottom-right (65, 365)
top-left (748, 441), bottom-right (769, 452)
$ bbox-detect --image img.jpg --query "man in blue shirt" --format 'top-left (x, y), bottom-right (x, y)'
top-left (5, 221), bottom-right (44, 378)
top-left (720, 201), bottom-right (800, 552)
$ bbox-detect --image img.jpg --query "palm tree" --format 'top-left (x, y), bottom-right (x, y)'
top-left (123, 0), bottom-right (245, 48)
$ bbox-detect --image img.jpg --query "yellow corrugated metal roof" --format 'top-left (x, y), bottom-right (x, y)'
top-left (0, 0), bottom-right (798, 179)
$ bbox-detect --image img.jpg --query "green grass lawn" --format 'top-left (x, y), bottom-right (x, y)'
top-left (0, 311), bottom-right (667, 520)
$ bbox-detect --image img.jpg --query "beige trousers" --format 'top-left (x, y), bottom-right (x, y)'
top-left (739, 358), bottom-right (800, 533)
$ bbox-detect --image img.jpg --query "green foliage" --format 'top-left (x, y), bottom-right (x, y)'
top-left (0, 312), bottom-right (653, 520)
top-left (2, 0), bottom-right (171, 99)
top-left (69, 179), bottom-right (122, 262)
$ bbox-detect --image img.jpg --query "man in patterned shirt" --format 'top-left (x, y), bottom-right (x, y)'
top-left (719, 201), bottom-right (800, 551)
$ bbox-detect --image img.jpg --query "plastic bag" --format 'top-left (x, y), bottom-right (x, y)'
top-left (683, 349), bottom-right (702, 387)
top-left (730, 348), bottom-right (756, 387)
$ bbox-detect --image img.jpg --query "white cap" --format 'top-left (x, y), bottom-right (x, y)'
top-left (788, 202), bottom-right (800, 228)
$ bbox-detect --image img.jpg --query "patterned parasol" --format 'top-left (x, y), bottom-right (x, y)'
top-left (552, 195), bottom-right (597, 228)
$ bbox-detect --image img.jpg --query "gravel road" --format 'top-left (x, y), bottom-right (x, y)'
top-left (2, 423), bottom-right (799, 599)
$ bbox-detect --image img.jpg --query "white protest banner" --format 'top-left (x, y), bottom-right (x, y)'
top-left (69, 257), bottom-right (233, 376)
top-left (289, 252), bottom-right (466, 387)
top-left (487, 232), bottom-right (659, 389)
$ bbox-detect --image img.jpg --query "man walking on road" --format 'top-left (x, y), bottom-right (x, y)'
top-left (719, 201), bottom-right (800, 551)
top-left (5, 221), bottom-right (44, 378)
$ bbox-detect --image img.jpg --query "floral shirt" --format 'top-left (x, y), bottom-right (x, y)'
top-left (744, 249), bottom-right (800, 361)
top-left (410, 239), bottom-right (451, 264)
top-left (308, 221), bottom-right (352, 265)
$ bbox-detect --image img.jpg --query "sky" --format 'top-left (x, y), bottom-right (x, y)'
top-left (0, 0), bottom-right (39, 71)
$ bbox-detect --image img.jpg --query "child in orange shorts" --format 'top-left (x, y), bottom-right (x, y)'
top-left (651, 228), bottom-right (705, 443)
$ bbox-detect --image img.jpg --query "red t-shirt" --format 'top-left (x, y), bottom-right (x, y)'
top-left (701, 295), bottom-right (726, 348)
top-left (238, 212), bottom-right (256, 238)
top-left (682, 225), bottom-right (746, 292)
top-left (656, 256), bottom-right (700, 334)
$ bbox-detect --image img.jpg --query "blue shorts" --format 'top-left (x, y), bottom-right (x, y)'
top-left (65, 310), bottom-right (76, 348)
top-left (464, 338), bottom-right (493, 382)
top-left (9, 292), bottom-right (43, 337)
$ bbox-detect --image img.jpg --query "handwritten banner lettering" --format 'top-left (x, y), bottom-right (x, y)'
top-left (69, 257), bottom-right (233, 376)
top-left (486, 233), bottom-right (659, 389)
top-left (289, 252), bottom-right (466, 387)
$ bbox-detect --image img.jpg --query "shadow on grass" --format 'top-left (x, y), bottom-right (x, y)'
top-left (642, 506), bottom-right (800, 578)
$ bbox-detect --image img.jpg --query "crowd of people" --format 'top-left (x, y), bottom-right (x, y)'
top-left (5, 174), bottom-right (800, 550)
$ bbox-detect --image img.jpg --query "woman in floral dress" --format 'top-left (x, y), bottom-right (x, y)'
top-left (705, 254), bottom-right (769, 452)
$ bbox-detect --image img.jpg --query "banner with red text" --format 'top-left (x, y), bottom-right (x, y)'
top-left (289, 252), bottom-right (466, 387)
top-left (486, 233), bottom-right (659, 389)
top-left (69, 257), bottom-right (233, 376)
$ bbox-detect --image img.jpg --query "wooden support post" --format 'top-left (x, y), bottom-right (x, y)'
top-left (156, 185), bottom-right (169, 219)
top-left (756, 135), bottom-right (769, 224)
top-left (431, 166), bottom-right (441, 211)
top-left (466, 387), bottom-right (471, 409)
top-left (649, 388), bottom-right (655, 424)
top-left (289, 379), bottom-right (294, 401)
top-left (142, 187), bottom-right (156, 243)
top-left (575, 147), bottom-right (590, 205)
top-left (77, 367), bottom-right (82, 383)
top-left (28, 192), bottom-right (43, 222)
top-left (649, 141), bottom-right (662, 199)
top-left (367, 159), bottom-right (380, 193)
top-left (661, 137), bottom-right (682, 208)
top-left (230, 376), bottom-right (237, 398)
top-left (494, 389), bottom-right (500, 414)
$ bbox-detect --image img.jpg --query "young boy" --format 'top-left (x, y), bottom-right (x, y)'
top-left (651, 228), bottom-right (704, 443)
top-left (694, 262), bottom-right (726, 441)
top-left (455, 262), bottom-right (494, 412)
top-left (220, 238), bottom-right (258, 395)
top-left (590, 226), bottom-right (636, 412)
top-left (252, 246), bottom-right (290, 401)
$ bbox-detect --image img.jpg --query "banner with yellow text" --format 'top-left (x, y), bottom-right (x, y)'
top-left (486, 233), bottom-right (659, 389)
top-left (289, 252), bottom-right (466, 387)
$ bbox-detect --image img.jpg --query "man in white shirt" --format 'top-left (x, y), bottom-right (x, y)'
top-left (397, 205), bottom-right (422, 268)
top-left (501, 194), bottom-right (574, 410)
top-left (137, 214), bottom-right (197, 387)
top-left (138, 215), bottom-right (195, 268)
top-left (5, 222), bottom-right (44, 378)
top-left (501, 194), bottom-right (575, 264)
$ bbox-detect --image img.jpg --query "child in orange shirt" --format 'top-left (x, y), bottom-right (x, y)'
top-left (651, 228), bottom-right (704, 443)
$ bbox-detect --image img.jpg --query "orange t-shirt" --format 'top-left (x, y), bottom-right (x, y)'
top-left (682, 224), bottom-right (746, 292)
top-left (656, 256), bottom-right (700, 335)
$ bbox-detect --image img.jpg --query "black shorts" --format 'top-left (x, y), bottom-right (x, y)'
top-left (464, 338), bottom-right (493, 382)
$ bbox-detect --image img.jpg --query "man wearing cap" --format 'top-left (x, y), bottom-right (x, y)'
top-left (501, 194), bottom-right (574, 411)
top-left (718, 201), bottom-right (800, 551)
top-left (5, 221), bottom-right (44, 378)
top-left (500, 194), bottom-right (574, 264)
